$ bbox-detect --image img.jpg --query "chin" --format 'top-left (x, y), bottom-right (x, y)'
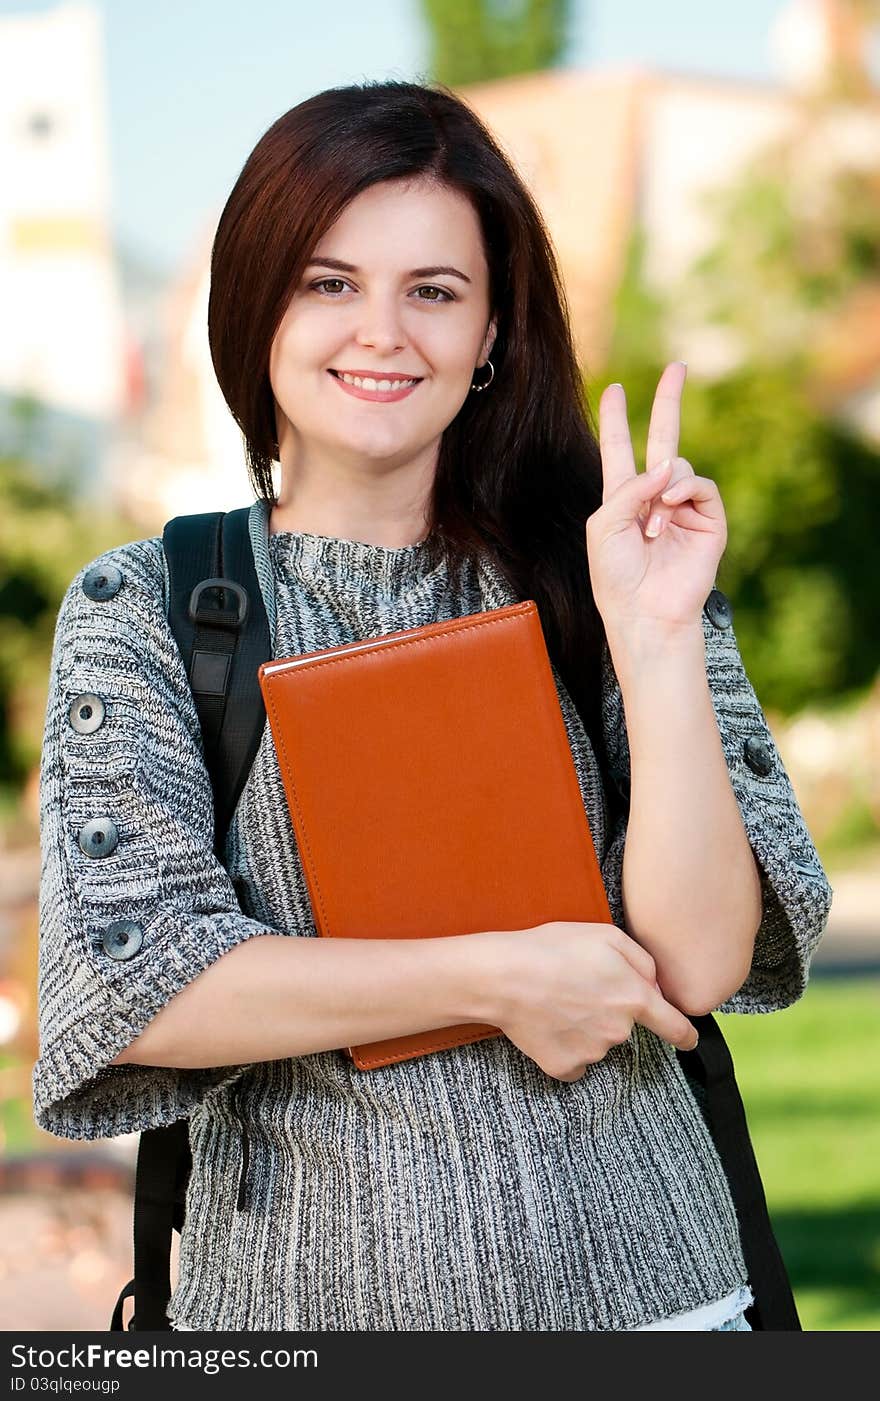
top-left (334, 433), bottom-right (420, 461)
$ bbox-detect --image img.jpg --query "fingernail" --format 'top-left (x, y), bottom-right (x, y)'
top-left (648, 458), bottom-right (671, 476)
top-left (645, 513), bottom-right (664, 538)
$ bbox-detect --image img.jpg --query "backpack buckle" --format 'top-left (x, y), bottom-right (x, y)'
top-left (188, 578), bottom-right (249, 629)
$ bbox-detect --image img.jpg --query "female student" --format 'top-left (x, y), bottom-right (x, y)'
top-left (33, 79), bottom-right (832, 1331)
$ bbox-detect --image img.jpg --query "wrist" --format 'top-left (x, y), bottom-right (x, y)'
top-left (604, 619), bottom-right (706, 692)
top-left (445, 928), bottom-right (516, 1027)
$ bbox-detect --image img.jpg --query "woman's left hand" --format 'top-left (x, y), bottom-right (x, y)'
top-left (586, 362), bottom-right (727, 636)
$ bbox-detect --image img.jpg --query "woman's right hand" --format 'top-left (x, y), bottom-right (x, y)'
top-left (484, 921), bottom-right (699, 1082)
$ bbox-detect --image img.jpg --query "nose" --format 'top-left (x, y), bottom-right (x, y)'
top-left (354, 291), bottom-right (407, 354)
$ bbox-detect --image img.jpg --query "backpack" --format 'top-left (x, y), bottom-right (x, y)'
top-left (110, 505), bottom-right (801, 1332)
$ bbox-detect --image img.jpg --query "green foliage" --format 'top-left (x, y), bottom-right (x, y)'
top-left (597, 219), bottom-right (880, 715)
top-left (420, 0), bottom-right (571, 86)
top-left (718, 977), bottom-right (880, 1331)
top-left (664, 366), bottom-right (874, 711)
top-left (681, 143), bottom-right (880, 366)
top-left (819, 795), bottom-right (880, 865)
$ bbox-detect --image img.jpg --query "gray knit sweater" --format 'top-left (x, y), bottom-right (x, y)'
top-left (34, 497), bottom-right (833, 1330)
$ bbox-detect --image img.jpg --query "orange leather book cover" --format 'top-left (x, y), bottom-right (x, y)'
top-left (257, 600), bottom-right (613, 1070)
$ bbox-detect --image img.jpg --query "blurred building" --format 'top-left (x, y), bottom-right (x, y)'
top-left (0, 0), bottom-right (129, 495)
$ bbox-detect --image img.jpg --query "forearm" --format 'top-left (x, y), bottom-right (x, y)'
top-left (112, 930), bottom-right (498, 1069)
top-left (607, 623), bottom-right (762, 1014)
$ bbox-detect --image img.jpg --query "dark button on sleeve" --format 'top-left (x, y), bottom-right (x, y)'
top-left (69, 693), bottom-right (106, 734)
top-left (102, 920), bottom-right (144, 961)
top-left (82, 563), bottom-right (123, 601)
top-left (703, 587), bottom-right (733, 630)
top-left (78, 816), bottom-right (120, 858)
top-left (743, 735), bottom-right (773, 776)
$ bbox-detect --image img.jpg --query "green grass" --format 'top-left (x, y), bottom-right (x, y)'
top-left (717, 975), bottom-right (880, 1332)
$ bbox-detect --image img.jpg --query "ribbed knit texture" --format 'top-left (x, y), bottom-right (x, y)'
top-left (33, 498), bottom-right (833, 1330)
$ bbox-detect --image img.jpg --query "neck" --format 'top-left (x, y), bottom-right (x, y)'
top-left (270, 435), bottom-right (438, 548)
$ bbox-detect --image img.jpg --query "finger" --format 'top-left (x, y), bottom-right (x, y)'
top-left (658, 474), bottom-right (725, 522)
top-left (645, 362), bottom-right (687, 471)
top-left (598, 383), bottom-right (637, 503)
top-left (638, 986), bottom-right (700, 1052)
top-left (645, 473), bottom-right (724, 539)
top-left (641, 456), bottom-right (696, 537)
top-left (599, 456), bottom-right (674, 529)
top-left (606, 927), bottom-right (658, 985)
top-left (650, 502), bottom-right (717, 536)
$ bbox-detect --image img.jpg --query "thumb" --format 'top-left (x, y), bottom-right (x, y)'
top-left (609, 459), bottom-right (674, 527)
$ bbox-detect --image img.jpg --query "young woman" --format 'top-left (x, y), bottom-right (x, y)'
top-left (33, 79), bottom-right (832, 1331)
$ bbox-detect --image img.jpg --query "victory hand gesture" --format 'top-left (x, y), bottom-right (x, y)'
top-left (586, 363), bottom-right (727, 636)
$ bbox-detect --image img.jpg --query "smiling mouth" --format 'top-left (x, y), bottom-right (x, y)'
top-left (329, 369), bottom-right (422, 386)
top-left (327, 369), bottom-right (423, 401)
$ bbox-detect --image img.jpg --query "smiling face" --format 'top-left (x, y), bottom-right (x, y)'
top-left (268, 177), bottom-right (497, 479)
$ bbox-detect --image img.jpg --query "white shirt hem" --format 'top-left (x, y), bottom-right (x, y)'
top-left (631, 1283), bottom-right (755, 1331)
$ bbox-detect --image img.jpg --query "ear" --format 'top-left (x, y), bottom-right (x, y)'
top-left (483, 314), bottom-right (498, 362)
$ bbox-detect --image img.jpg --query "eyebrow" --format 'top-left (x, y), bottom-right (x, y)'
top-left (306, 256), bottom-right (472, 285)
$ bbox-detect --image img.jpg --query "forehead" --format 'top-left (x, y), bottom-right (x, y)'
top-left (314, 179), bottom-right (485, 258)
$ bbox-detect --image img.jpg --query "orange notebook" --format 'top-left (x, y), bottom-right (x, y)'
top-left (257, 600), bottom-right (613, 1070)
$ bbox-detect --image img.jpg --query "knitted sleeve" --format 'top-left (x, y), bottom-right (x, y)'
top-left (598, 589), bottom-right (833, 1014)
top-left (32, 536), bottom-right (282, 1140)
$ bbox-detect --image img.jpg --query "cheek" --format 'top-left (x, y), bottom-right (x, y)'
top-left (268, 326), bottom-right (290, 390)
top-left (272, 308), bottom-right (322, 361)
top-left (270, 326), bottom-right (320, 404)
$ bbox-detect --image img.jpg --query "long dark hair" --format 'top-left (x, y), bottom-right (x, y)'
top-left (209, 79), bottom-right (610, 770)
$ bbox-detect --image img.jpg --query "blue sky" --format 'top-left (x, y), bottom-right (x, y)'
top-left (5, 0), bottom-right (786, 273)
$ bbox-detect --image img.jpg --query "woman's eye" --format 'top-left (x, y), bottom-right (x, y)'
top-left (312, 278), bottom-right (348, 295)
top-left (414, 285), bottom-right (453, 303)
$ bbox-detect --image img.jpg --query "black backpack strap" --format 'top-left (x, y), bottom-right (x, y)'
top-left (678, 1014), bottom-right (802, 1330)
top-left (110, 1280), bottom-right (133, 1332)
top-left (111, 1120), bottom-right (193, 1331)
top-left (163, 505), bottom-right (271, 856)
top-left (111, 506), bottom-right (272, 1331)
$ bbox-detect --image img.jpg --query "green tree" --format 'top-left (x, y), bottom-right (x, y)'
top-left (420, 0), bottom-right (572, 86)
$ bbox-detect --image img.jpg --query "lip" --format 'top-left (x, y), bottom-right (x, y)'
top-left (328, 369), bottom-right (421, 403)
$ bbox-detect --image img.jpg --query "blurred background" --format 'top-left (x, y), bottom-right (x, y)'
top-left (1, 0), bottom-right (878, 1333)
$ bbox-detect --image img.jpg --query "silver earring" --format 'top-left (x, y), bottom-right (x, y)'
top-left (470, 359), bottom-right (495, 393)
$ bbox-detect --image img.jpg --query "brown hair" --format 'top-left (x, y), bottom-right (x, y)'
top-left (209, 79), bottom-right (610, 769)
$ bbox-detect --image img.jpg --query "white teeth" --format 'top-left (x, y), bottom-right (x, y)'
top-left (338, 372), bottom-right (417, 391)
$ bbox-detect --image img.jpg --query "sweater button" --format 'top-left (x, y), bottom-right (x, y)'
top-left (82, 563), bottom-right (122, 601)
top-left (102, 920), bottom-right (144, 960)
top-left (69, 693), bottom-right (106, 734)
top-left (703, 587), bottom-right (733, 629)
top-left (78, 816), bottom-right (119, 858)
top-left (743, 736), bottom-right (773, 776)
